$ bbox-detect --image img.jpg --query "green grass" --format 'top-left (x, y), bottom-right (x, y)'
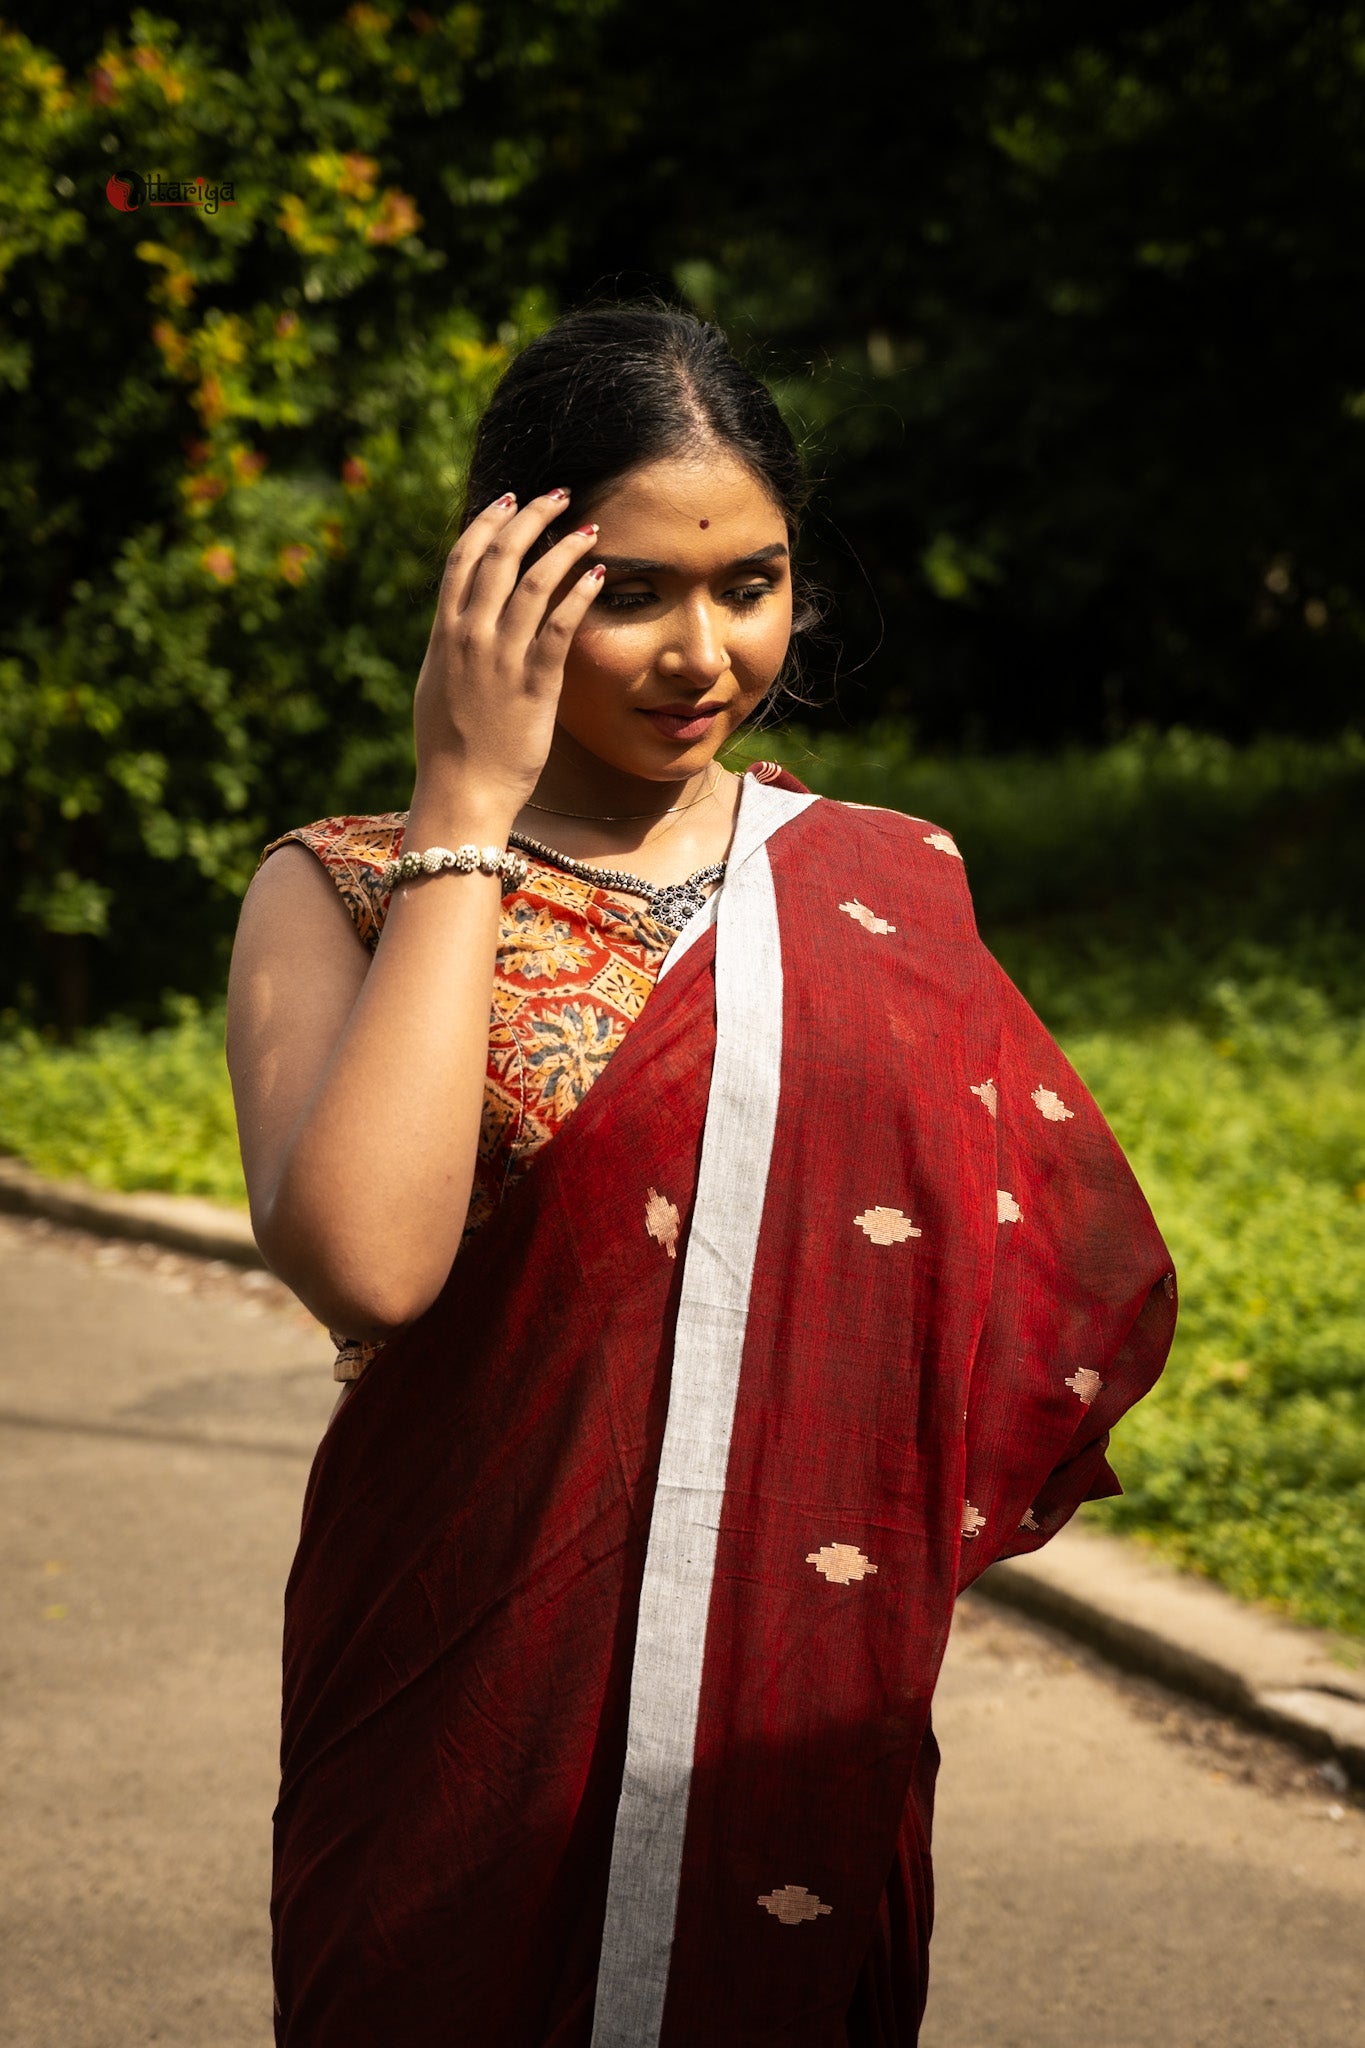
top-left (4, 725), bottom-right (1365, 1634)
top-left (1066, 989), bottom-right (1365, 1641)
top-left (0, 998), bottom-right (246, 1207)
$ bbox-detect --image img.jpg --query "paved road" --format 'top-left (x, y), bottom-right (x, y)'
top-left (2, 1215), bottom-right (1362, 2047)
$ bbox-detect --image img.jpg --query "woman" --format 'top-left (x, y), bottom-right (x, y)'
top-left (228, 306), bottom-right (1175, 2047)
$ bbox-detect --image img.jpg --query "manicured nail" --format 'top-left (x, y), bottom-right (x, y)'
top-left (548, 485), bottom-right (570, 500)
top-left (576, 523), bottom-right (599, 536)
top-left (588, 563), bottom-right (605, 581)
top-left (494, 492), bottom-right (516, 508)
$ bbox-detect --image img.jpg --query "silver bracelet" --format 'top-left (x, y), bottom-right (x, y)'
top-left (380, 843), bottom-right (529, 891)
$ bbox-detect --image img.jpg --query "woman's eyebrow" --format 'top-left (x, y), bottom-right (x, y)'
top-left (594, 542), bottom-right (790, 575)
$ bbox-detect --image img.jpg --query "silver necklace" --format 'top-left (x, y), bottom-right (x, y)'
top-left (506, 830), bottom-right (724, 932)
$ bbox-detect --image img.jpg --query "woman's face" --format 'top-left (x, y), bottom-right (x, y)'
top-left (553, 449), bottom-right (793, 782)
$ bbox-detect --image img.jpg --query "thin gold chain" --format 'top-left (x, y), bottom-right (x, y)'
top-left (523, 764), bottom-right (721, 823)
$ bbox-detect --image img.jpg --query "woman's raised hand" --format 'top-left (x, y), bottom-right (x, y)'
top-left (412, 489), bottom-right (603, 820)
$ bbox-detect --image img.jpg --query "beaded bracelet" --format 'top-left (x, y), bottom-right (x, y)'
top-left (380, 843), bottom-right (529, 891)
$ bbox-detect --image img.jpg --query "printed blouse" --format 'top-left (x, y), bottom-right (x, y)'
top-left (262, 812), bottom-right (680, 1379)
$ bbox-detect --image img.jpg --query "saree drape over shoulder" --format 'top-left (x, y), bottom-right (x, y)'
top-left (270, 772), bottom-right (1176, 2047)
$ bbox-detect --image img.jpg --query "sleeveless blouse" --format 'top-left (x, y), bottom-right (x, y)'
top-left (262, 811), bottom-right (683, 1379)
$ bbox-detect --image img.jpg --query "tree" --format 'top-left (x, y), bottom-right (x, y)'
top-left (0, 3), bottom-right (607, 1025)
top-left (543, 0), bottom-right (1365, 746)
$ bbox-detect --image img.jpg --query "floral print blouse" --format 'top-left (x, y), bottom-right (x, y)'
top-left (262, 812), bottom-right (681, 1380)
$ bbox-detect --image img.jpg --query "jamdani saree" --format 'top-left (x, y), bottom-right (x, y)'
top-left (270, 772), bottom-right (1175, 2046)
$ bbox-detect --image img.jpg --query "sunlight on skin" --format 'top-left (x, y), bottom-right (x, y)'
top-left (529, 451), bottom-right (794, 825)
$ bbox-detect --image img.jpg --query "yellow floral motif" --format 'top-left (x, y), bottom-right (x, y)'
top-left (757, 1885), bottom-right (833, 1925)
top-left (589, 956), bottom-right (655, 1018)
top-left (853, 1206), bottom-right (922, 1245)
top-left (645, 1188), bottom-right (680, 1259)
top-left (970, 1078), bottom-right (998, 1117)
top-left (996, 1189), bottom-right (1022, 1224)
top-left (806, 1543), bottom-right (878, 1584)
top-left (839, 898), bottom-right (896, 935)
top-left (1032, 1085), bottom-right (1075, 1122)
top-left (499, 903), bottom-right (593, 981)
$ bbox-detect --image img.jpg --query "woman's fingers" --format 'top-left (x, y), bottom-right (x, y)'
top-left (438, 492), bottom-right (519, 617)
top-left (524, 561), bottom-right (605, 688)
top-left (460, 488), bottom-right (574, 624)
top-left (500, 521), bottom-right (602, 639)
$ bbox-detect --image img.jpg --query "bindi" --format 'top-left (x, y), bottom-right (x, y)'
top-left (699, 518), bottom-right (710, 529)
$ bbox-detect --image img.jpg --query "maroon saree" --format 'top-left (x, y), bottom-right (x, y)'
top-left (271, 775), bottom-right (1175, 2046)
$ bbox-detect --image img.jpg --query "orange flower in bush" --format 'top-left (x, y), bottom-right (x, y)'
top-left (200, 544), bottom-right (236, 585)
top-left (322, 519), bottom-right (347, 558)
top-left (186, 474), bottom-right (226, 506)
top-left (231, 446), bottom-right (267, 483)
top-left (338, 152), bottom-right (380, 200)
top-left (342, 455), bottom-right (369, 491)
top-left (366, 188), bottom-right (421, 245)
top-left (274, 310), bottom-right (300, 340)
top-left (196, 375), bottom-right (226, 426)
top-left (278, 543), bottom-right (315, 586)
top-left (152, 320), bottom-right (188, 372)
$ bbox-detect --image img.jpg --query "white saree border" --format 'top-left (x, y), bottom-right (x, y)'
top-left (590, 778), bottom-right (818, 2048)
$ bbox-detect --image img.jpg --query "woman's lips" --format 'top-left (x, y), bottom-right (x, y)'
top-left (639, 705), bottom-right (723, 742)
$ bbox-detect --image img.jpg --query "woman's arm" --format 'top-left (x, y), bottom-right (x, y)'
top-left (225, 490), bottom-right (602, 1337)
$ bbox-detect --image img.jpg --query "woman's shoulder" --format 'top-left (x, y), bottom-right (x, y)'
top-left (259, 811), bottom-right (408, 953)
top-left (823, 795), bottom-right (963, 853)
top-left (790, 794), bottom-right (978, 941)
top-left (813, 793), bottom-right (969, 870)
top-left (261, 811), bottom-right (409, 869)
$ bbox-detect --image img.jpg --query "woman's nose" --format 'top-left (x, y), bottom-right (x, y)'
top-left (659, 600), bottom-right (728, 687)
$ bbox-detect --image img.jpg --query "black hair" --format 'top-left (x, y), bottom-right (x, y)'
top-left (460, 303), bottom-right (820, 640)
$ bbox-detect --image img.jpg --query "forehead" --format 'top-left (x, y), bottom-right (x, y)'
top-left (590, 451), bottom-right (786, 553)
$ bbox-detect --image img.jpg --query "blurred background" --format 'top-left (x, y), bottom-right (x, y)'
top-left (2, 0), bottom-right (1363, 1665)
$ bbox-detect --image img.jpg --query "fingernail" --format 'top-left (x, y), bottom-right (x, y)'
top-left (589, 563), bottom-right (605, 581)
top-left (495, 492), bottom-right (516, 508)
top-left (576, 523), bottom-right (599, 536)
top-left (548, 485), bottom-right (570, 500)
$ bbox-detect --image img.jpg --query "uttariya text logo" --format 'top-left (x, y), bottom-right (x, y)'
top-left (105, 170), bottom-right (236, 215)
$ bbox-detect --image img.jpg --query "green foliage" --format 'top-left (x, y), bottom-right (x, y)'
top-left (726, 722), bottom-right (1365, 1027)
top-left (1, 5), bottom-right (607, 1024)
top-left (1072, 993), bottom-right (1365, 1639)
top-left (0, 997), bottom-right (242, 1203)
top-left (12, 2), bottom-right (1365, 1024)
top-left (550, 0), bottom-right (1365, 744)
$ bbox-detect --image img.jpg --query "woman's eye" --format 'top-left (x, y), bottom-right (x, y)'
top-left (595, 580), bottom-right (773, 613)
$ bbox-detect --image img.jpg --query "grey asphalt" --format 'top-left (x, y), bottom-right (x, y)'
top-left (2, 1215), bottom-right (1362, 2048)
